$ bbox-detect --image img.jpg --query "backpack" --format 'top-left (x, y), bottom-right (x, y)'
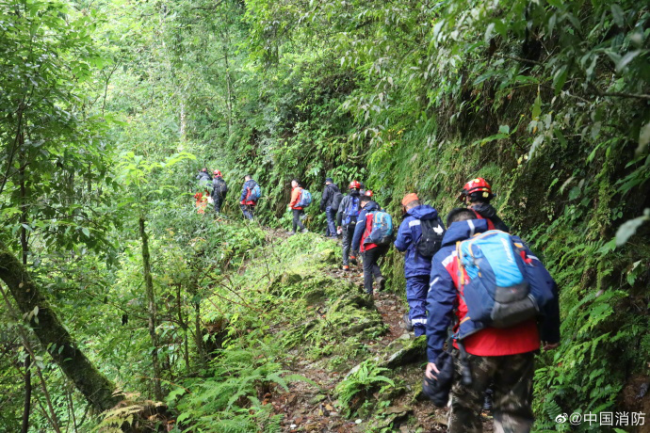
top-left (416, 217), bottom-right (445, 258)
top-left (213, 178), bottom-right (228, 197)
top-left (457, 230), bottom-right (555, 329)
top-left (296, 189), bottom-right (312, 207)
top-left (330, 191), bottom-right (343, 211)
top-left (364, 210), bottom-right (394, 246)
top-left (343, 196), bottom-right (360, 225)
top-left (248, 183), bottom-right (261, 202)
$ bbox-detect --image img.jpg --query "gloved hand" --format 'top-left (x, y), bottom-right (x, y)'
top-left (350, 251), bottom-right (359, 265)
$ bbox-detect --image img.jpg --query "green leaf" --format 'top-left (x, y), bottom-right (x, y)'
top-left (82, 227), bottom-right (90, 237)
top-left (616, 50), bottom-right (640, 72)
top-left (553, 65), bottom-right (568, 94)
top-left (610, 5), bottom-right (624, 27)
top-left (637, 120), bottom-right (650, 155)
top-left (532, 93), bottom-right (542, 120)
top-left (615, 209), bottom-right (650, 247)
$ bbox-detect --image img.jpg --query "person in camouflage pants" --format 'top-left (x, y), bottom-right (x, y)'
top-left (425, 209), bottom-right (561, 433)
top-left (448, 351), bottom-right (535, 433)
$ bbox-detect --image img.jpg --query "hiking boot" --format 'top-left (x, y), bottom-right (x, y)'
top-left (483, 388), bottom-right (493, 413)
top-left (376, 276), bottom-right (386, 292)
top-left (403, 313), bottom-right (414, 332)
top-left (301, 228), bottom-right (309, 233)
top-left (342, 265), bottom-right (350, 271)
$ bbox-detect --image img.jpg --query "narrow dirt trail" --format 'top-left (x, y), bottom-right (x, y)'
top-left (257, 229), bottom-right (490, 432)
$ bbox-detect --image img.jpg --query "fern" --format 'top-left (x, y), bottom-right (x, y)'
top-left (335, 360), bottom-right (396, 417)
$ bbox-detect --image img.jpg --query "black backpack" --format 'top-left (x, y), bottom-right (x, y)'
top-left (213, 178), bottom-right (228, 198)
top-left (331, 191), bottom-right (343, 211)
top-left (416, 217), bottom-right (445, 258)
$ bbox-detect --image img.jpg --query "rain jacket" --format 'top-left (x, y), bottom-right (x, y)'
top-left (196, 171), bottom-right (212, 182)
top-left (212, 176), bottom-right (228, 199)
top-left (425, 219), bottom-right (560, 364)
top-left (320, 183), bottom-right (340, 211)
top-left (240, 179), bottom-right (259, 206)
top-left (336, 191), bottom-right (361, 226)
top-left (290, 187), bottom-right (304, 210)
top-left (394, 205), bottom-right (443, 278)
top-left (351, 200), bottom-right (380, 253)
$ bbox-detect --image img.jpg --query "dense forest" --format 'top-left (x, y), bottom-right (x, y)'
top-left (1, 0), bottom-right (649, 432)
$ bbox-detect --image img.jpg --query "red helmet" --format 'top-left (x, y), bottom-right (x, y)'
top-left (460, 178), bottom-right (492, 199)
top-left (213, 170), bottom-right (221, 176)
top-left (349, 180), bottom-right (361, 190)
top-left (364, 190), bottom-right (373, 197)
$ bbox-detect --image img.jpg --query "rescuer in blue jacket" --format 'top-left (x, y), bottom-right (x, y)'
top-left (394, 193), bottom-right (445, 336)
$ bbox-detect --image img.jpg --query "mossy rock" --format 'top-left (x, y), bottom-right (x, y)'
top-left (280, 272), bottom-right (303, 285)
top-left (317, 248), bottom-right (339, 265)
top-left (380, 336), bottom-right (427, 369)
top-left (355, 406), bottom-right (413, 432)
top-left (328, 292), bottom-right (373, 316)
top-left (303, 287), bottom-right (327, 304)
top-left (340, 317), bottom-right (384, 336)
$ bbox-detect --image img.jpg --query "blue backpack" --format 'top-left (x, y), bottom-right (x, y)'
top-left (343, 196), bottom-right (360, 225)
top-left (250, 184), bottom-right (261, 201)
top-left (365, 210), bottom-right (394, 246)
top-left (297, 189), bottom-right (312, 207)
top-left (246, 183), bottom-right (261, 202)
top-left (457, 230), bottom-right (554, 328)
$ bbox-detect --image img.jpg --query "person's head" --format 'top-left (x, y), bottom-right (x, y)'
top-left (201, 167), bottom-right (208, 173)
top-left (325, 177), bottom-right (333, 185)
top-left (446, 208), bottom-right (477, 228)
top-left (364, 190), bottom-right (373, 197)
top-left (244, 174), bottom-right (252, 181)
top-left (459, 178), bottom-right (493, 204)
top-left (348, 180), bottom-right (361, 191)
top-left (401, 193), bottom-right (420, 213)
top-left (291, 179), bottom-right (300, 188)
top-left (213, 170), bottom-right (222, 177)
top-left (360, 195), bottom-right (372, 208)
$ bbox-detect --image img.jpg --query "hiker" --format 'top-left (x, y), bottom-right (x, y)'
top-left (460, 178), bottom-right (509, 232)
top-left (351, 195), bottom-right (393, 295)
top-left (425, 208), bottom-right (560, 433)
top-left (336, 180), bottom-right (362, 271)
top-left (289, 179), bottom-right (309, 234)
top-left (394, 193), bottom-right (445, 337)
top-left (211, 170), bottom-right (228, 214)
top-left (240, 175), bottom-right (260, 220)
top-left (196, 167), bottom-right (212, 183)
top-left (320, 178), bottom-right (341, 239)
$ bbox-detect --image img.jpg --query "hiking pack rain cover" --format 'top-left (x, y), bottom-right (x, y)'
top-left (297, 189), bottom-right (312, 207)
top-left (365, 211), bottom-right (393, 245)
top-left (457, 230), bottom-right (554, 328)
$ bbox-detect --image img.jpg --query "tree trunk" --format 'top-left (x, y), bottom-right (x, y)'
top-left (0, 241), bottom-right (124, 412)
top-left (21, 356), bottom-right (31, 433)
top-left (139, 216), bottom-right (163, 400)
top-left (222, 25), bottom-right (234, 138)
top-left (20, 142), bottom-right (32, 433)
top-left (179, 101), bottom-right (186, 145)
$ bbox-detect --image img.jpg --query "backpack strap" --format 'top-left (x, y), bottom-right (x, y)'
top-left (456, 241), bottom-right (465, 287)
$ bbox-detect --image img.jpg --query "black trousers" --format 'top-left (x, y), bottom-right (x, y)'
top-left (341, 224), bottom-right (356, 266)
top-left (213, 196), bottom-right (223, 213)
top-left (362, 244), bottom-right (389, 294)
top-left (292, 209), bottom-right (306, 233)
